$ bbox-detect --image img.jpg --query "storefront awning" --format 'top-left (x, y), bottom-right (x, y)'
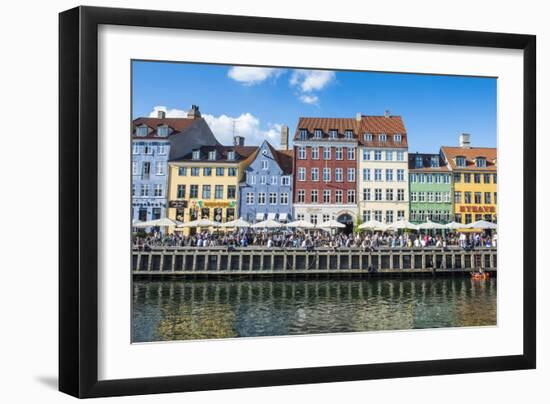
top-left (267, 213), bottom-right (276, 220)
top-left (256, 213), bottom-right (265, 221)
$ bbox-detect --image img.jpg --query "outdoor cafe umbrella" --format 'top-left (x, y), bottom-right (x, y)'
top-left (316, 219), bottom-right (346, 229)
top-left (221, 217), bottom-right (251, 228)
top-left (358, 219), bottom-right (386, 231)
top-left (386, 219), bottom-right (419, 231)
top-left (286, 219), bottom-right (315, 229)
top-left (134, 217), bottom-right (182, 228)
top-left (417, 219), bottom-right (447, 230)
top-left (445, 221), bottom-right (464, 230)
top-left (467, 220), bottom-right (497, 230)
top-left (251, 218), bottom-right (282, 229)
top-left (179, 218), bottom-right (221, 228)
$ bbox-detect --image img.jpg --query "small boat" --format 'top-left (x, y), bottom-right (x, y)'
top-left (471, 270), bottom-right (490, 280)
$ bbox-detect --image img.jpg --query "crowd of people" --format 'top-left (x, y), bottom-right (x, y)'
top-left (133, 229), bottom-right (497, 252)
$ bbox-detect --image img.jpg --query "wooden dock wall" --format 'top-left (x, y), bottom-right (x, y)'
top-left (132, 247), bottom-right (497, 277)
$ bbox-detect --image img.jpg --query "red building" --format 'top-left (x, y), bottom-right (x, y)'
top-left (292, 117), bottom-right (360, 232)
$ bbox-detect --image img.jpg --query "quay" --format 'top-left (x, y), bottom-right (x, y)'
top-left (132, 246), bottom-right (497, 277)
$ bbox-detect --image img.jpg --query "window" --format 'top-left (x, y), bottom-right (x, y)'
top-left (379, 134), bottom-right (387, 142)
top-left (299, 129), bottom-right (308, 140)
top-left (136, 126), bottom-right (148, 136)
top-left (227, 186), bottom-right (236, 199)
top-left (311, 168), bottom-right (319, 181)
top-left (335, 168), bottom-right (343, 182)
top-left (208, 150), bottom-right (217, 160)
top-left (177, 184), bottom-right (186, 199)
top-left (228, 167), bottom-right (237, 176)
top-left (362, 210), bottom-right (371, 222)
top-left (132, 143), bottom-right (140, 154)
top-left (386, 189), bottom-right (393, 201)
top-left (132, 184), bottom-right (136, 197)
top-left (311, 146), bottom-right (319, 160)
top-left (335, 147), bottom-right (343, 160)
top-left (280, 193), bottom-right (289, 205)
top-left (434, 174), bottom-right (441, 183)
top-left (386, 210), bottom-right (394, 224)
top-left (493, 174), bottom-right (497, 184)
top-left (363, 168), bottom-right (371, 181)
top-left (158, 144), bottom-right (167, 155)
top-left (347, 168), bottom-right (355, 182)
top-left (154, 184), bottom-right (163, 197)
top-left (329, 130), bottom-right (338, 139)
top-left (203, 167), bottom-right (212, 176)
top-left (444, 192), bottom-right (451, 203)
top-left (192, 150), bottom-right (200, 160)
top-left (215, 185), bottom-right (223, 199)
top-left (157, 126), bottom-right (169, 137)
top-left (386, 169), bottom-right (393, 181)
top-left (298, 167), bottom-right (306, 181)
top-left (454, 191), bottom-right (461, 203)
top-left (227, 151), bottom-right (236, 160)
top-left (335, 190), bottom-right (343, 203)
top-left (465, 214), bottom-right (472, 224)
top-left (347, 147), bottom-right (355, 160)
top-left (142, 162), bottom-right (151, 178)
top-left (323, 147), bottom-right (331, 160)
top-left (397, 189), bottom-right (404, 201)
top-left (454, 173), bottom-right (461, 183)
top-left (191, 167), bottom-right (200, 176)
top-left (362, 149), bottom-right (371, 160)
top-left (397, 210), bottom-right (405, 220)
top-left (397, 169), bottom-right (404, 182)
top-left (363, 188), bottom-right (371, 201)
top-left (261, 160), bottom-right (269, 170)
top-left (364, 133), bottom-right (373, 142)
top-left (444, 174), bottom-right (450, 183)
top-left (494, 192), bottom-right (497, 204)
top-left (216, 167), bottom-right (224, 176)
top-left (298, 147), bottom-right (306, 160)
top-left (144, 144), bottom-right (152, 155)
top-left (410, 192), bottom-right (417, 202)
top-left (375, 188), bottom-right (382, 201)
top-left (484, 192), bottom-right (491, 204)
top-left (476, 157), bottom-right (487, 168)
top-left (297, 190), bottom-right (305, 203)
top-left (314, 129), bottom-right (322, 139)
top-left (311, 190), bottom-right (318, 203)
top-left (410, 173), bottom-right (416, 183)
top-left (455, 214), bottom-right (462, 223)
top-left (456, 156), bottom-right (466, 167)
top-left (132, 161), bottom-right (138, 175)
top-left (258, 192), bottom-right (266, 205)
top-left (474, 173), bottom-right (481, 183)
top-left (190, 185), bottom-right (198, 198)
top-left (347, 190), bottom-right (356, 203)
top-left (202, 185), bottom-right (211, 199)
top-left (345, 130), bottom-right (353, 139)
top-left (281, 176), bottom-right (290, 186)
top-left (323, 190), bottom-right (330, 203)
top-left (269, 192), bottom-right (277, 205)
top-left (323, 168), bottom-right (331, 182)
top-left (430, 156), bottom-right (439, 168)
top-left (297, 214), bottom-right (305, 221)
top-left (310, 214), bottom-right (318, 225)
top-left (271, 176), bottom-right (277, 185)
top-left (435, 192), bottom-right (442, 202)
top-left (385, 150), bottom-right (393, 160)
top-left (426, 174), bottom-right (433, 183)
top-left (464, 173), bottom-right (471, 183)
top-left (484, 174), bottom-right (491, 183)
top-left (246, 192), bottom-right (254, 205)
top-left (394, 134), bottom-right (402, 143)
top-left (415, 155), bottom-right (423, 168)
top-left (464, 192), bottom-right (472, 204)
top-left (418, 174), bottom-right (425, 183)
top-left (474, 192), bottom-right (482, 204)
top-left (260, 175), bottom-right (267, 185)
top-left (374, 210), bottom-right (382, 222)
top-left (418, 192), bottom-right (426, 202)
top-left (374, 169), bottom-right (382, 181)
top-left (374, 150), bottom-right (382, 160)
top-left (397, 151), bottom-right (404, 161)
top-left (323, 214), bottom-right (330, 223)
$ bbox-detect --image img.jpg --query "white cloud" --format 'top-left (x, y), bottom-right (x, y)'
top-left (227, 66), bottom-right (285, 85)
top-left (148, 105), bottom-right (187, 117)
top-left (290, 69), bottom-right (335, 92)
top-left (299, 94), bottom-right (319, 105)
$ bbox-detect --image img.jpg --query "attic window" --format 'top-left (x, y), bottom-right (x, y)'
top-left (344, 130), bottom-right (353, 139)
top-left (415, 155), bottom-right (423, 168)
top-left (314, 129), bottom-right (322, 139)
top-left (157, 125), bottom-right (169, 137)
top-left (456, 156), bottom-right (466, 167)
top-left (227, 150), bottom-right (236, 160)
top-left (430, 156), bottom-right (439, 168)
top-left (364, 133), bottom-right (373, 142)
top-left (192, 150), bottom-right (200, 160)
top-left (394, 134), bottom-right (402, 143)
top-left (475, 157), bottom-right (487, 168)
top-left (208, 150), bottom-right (217, 160)
top-left (299, 129), bottom-right (308, 140)
top-left (136, 126), bottom-right (148, 136)
top-left (379, 134), bottom-right (387, 142)
top-left (329, 130), bottom-right (338, 139)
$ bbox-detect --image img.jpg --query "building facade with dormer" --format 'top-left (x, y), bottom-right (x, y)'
top-left (357, 113), bottom-right (409, 225)
top-left (239, 140), bottom-right (294, 223)
top-left (441, 134), bottom-right (497, 225)
top-left (131, 105), bottom-right (219, 225)
top-left (292, 117), bottom-right (359, 233)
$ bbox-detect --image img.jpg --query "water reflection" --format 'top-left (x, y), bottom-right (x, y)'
top-left (132, 277), bottom-right (496, 342)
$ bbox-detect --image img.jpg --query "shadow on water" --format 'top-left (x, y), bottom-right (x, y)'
top-left (132, 277), bottom-right (497, 342)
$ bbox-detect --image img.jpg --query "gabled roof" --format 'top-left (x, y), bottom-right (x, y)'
top-left (170, 145), bottom-right (258, 163)
top-left (358, 115), bottom-right (408, 147)
top-left (266, 143), bottom-right (294, 175)
top-left (293, 117), bottom-right (360, 141)
top-left (408, 152), bottom-right (450, 172)
top-left (132, 117), bottom-right (197, 139)
top-left (440, 146), bottom-right (497, 171)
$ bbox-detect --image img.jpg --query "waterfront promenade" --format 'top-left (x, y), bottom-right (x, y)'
top-left (132, 246), bottom-right (497, 276)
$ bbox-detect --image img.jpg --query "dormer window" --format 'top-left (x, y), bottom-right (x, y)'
top-left (299, 129), bottom-right (308, 140)
top-left (344, 130), bottom-right (353, 139)
top-left (475, 157), bottom-right (486, 168)
top-left (136, 126), bottom-right (148, 136)
top-left (329, 130), bottom-right (338, 139)
top-left (364, 133), bottom-right (373, 142)
top-left (379, 134), bottom-right (387, 142)
top-left (192, 150), bottom-right (200, 160)
top-left (314, 129), bottom-right (322, 139)
top-left (430, 156), bottom-right (439, 168)
top-left (394, 134), bottom-right (402, 143)
top-left (415, 155), bottom-right (423, 168)
top-left (456, 156), bottom-right (466, 167)
top-left (208, 150), bottom-right (217, 160)
top-left (227, 150), bottom-right (236, 161)
top-left (157, 125), bottom-right (169, 137)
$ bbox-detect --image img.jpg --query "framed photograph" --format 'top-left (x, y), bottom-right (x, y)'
top-left (59, 6), bottom-right (536, 398)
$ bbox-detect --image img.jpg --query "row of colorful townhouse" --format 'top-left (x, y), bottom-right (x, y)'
top-left (131, 105), bottom-right (497, 234)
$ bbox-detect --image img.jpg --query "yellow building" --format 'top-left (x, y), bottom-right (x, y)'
top-left (441, 134), bottom-right (497, 225)
top-left (167, 144), bottom-right (257, 233)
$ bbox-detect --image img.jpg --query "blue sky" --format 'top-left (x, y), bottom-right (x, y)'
top-left (132, 61), bottom-right (496, 152)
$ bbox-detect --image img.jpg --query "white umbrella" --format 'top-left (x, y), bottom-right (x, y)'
top-left (179, 218), bottom-right (221, 228)
top-left (252, 218), bottom-right (282, 228)
top-left (445, 221), bottom-right (464, 230)
top-left (221, 217), bottom-right (251, 228)
top-left (358, 220), bottom-right (386, 231)
top-left (317, 219), bottom-right (346, 229)
top-left (286, 219), bottom-right (315, 229)
top-left (467, 220), bottom-right (497, 229)
top-left (386, 219), bottom-right (419, 231)
top-left (417, 219), bottom-right (447, 230)
top-left (134, 217), bottom-right (182, 228)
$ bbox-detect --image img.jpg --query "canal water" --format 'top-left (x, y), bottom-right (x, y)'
top-left (132, 277), bottom-right (496, 342)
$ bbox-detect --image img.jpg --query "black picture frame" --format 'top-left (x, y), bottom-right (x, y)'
top-left (59, 6), bottom-right (536, 398)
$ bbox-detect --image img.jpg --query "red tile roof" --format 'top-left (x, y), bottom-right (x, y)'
top-left (358, 115), bottom-right (408, 147)
top-left (293, 117), bottom-right (361, 141)
top-left (132, 117), bottom-right (197, 139)
top-left (441, 146), bottom-right (497, 171)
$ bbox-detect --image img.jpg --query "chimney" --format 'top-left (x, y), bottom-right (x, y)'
top-left (384, 109), bottom-right (390, 118)
top-left (187, 104), bottom-right (202, 119)
top-left (459, 133), bottom-right (471, 148)
top-left (280, 124), bottom-right (289, 150)
top-left (355, 112), bottom-right (362, 122)
top-left (157, 110), bottom-right (166, 119)
top-left (234, 135), bottom-right (245, 146)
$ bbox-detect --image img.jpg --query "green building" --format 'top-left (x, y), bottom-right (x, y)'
top-left (408, 152), bottom-right (453, 224)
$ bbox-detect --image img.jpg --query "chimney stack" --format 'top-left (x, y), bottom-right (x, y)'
top-left (459, 133), bottom-right (471, 148)
top-left (234, 135), bottom-right (245, 147)
top-left (157, 110), bottom-right (166, 119)
top-left (355, 112), bottom-right (362, 122)
top-left (280, 124), bottom-right (289, 150)
top-left (384, 109), bottom-right (390, 118)
top-left (187, 104), bottom-right (201, 119)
